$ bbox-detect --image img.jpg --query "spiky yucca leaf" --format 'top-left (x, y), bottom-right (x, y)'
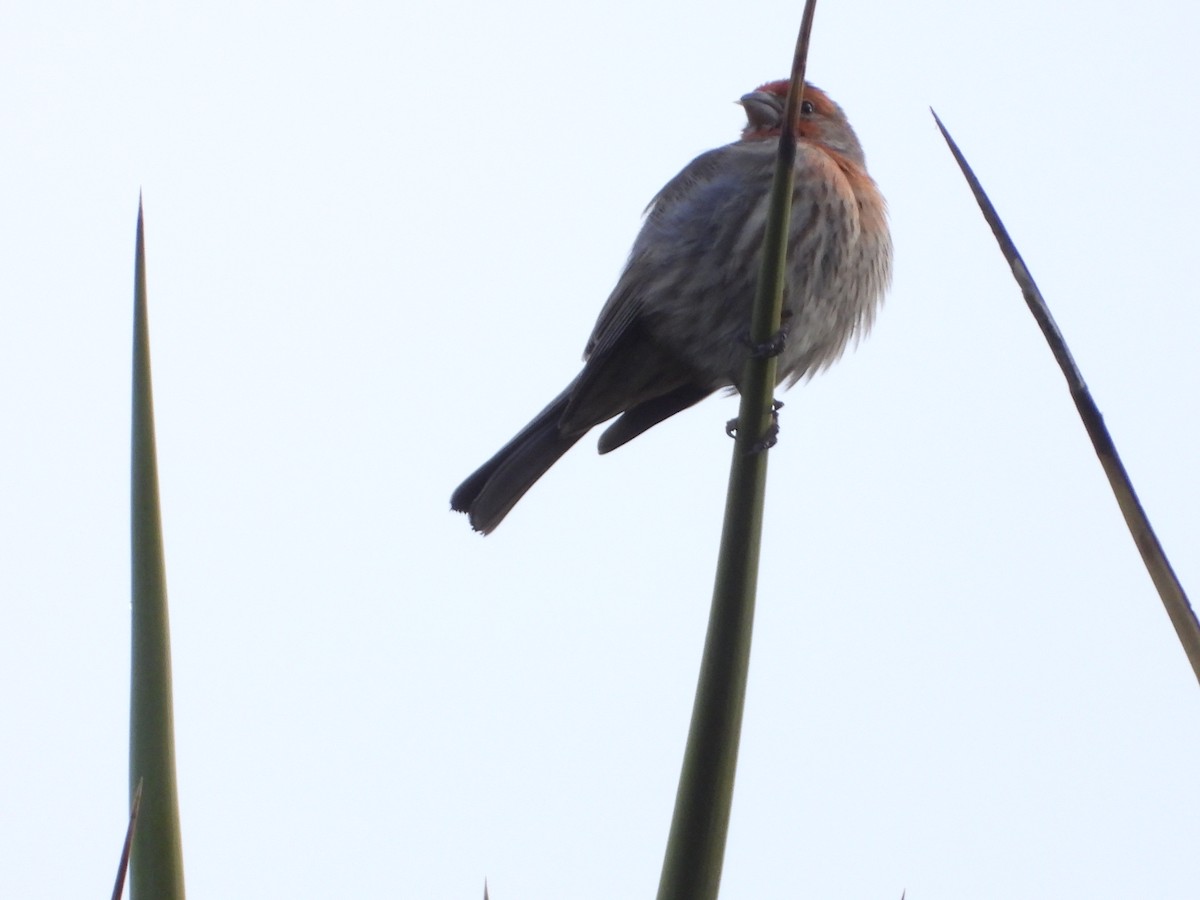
top-left (130, 199), bottom-right (187, 899)
top-left (934, 114), bottom-right (1200, 686)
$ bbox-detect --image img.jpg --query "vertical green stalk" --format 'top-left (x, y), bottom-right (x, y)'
top-left (654, 7), bottom-right (817, 900)
top-left (130, 199), bottom-right (187, 899)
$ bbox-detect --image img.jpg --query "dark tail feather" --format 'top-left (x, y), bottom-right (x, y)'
top-left (450, 388), bottom-right (585, 534)
top-left (596, 383), bottom-right (711, 454)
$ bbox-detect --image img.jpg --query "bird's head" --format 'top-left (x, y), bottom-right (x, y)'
top-left (739, 80), bottom-right (866, 167)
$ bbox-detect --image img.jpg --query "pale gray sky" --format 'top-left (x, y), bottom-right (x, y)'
top-left (3, 1), bottom-right (1199, 897)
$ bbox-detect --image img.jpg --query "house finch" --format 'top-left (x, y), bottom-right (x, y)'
top-left (451, 80), bottom-right (892, 534)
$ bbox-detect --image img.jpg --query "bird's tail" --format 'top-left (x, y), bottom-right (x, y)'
top-left (450, 387), bottom-right (585, 534)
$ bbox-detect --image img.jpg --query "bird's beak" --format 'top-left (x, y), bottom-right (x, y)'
top-left (738, 90), bottom-right (783, 130)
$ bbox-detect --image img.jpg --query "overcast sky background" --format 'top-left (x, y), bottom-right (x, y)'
top-left (4, 1), bottom-right (1199, 898)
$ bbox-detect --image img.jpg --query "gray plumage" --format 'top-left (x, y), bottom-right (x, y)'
top-left (451, 82), bottom-right (892, 534)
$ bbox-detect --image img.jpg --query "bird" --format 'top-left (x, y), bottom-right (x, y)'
top-left (451, 80), bottom-right (892, 534)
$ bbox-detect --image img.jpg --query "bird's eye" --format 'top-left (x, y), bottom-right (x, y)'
top-left (800, 100), bottom-right (815, 115)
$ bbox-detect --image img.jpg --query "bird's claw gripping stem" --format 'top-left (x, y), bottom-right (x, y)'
top-left (742, 310), bottom-right (792, 359)
top-left (726, 399), bottom-right (784, 453)
top-left (743, 324), bottom-right (789, 359)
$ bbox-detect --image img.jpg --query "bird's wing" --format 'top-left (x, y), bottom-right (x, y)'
top-left (582, 145), bottom-right (742, 364)
top-left (565, 140), bottom-right (776, 433)
top-left (562, 316), bottom-right (695, 433)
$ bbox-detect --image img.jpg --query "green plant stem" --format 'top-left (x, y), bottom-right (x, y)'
top-left (654, 7), bottom-right (817, 899)
top-left (130, 198), bottom-right (187, 899)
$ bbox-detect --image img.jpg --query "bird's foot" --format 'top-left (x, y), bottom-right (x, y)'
top-left (726, 399), bottom-right (784, 453)
top-left (742, 311), bottom-right (792, 359)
